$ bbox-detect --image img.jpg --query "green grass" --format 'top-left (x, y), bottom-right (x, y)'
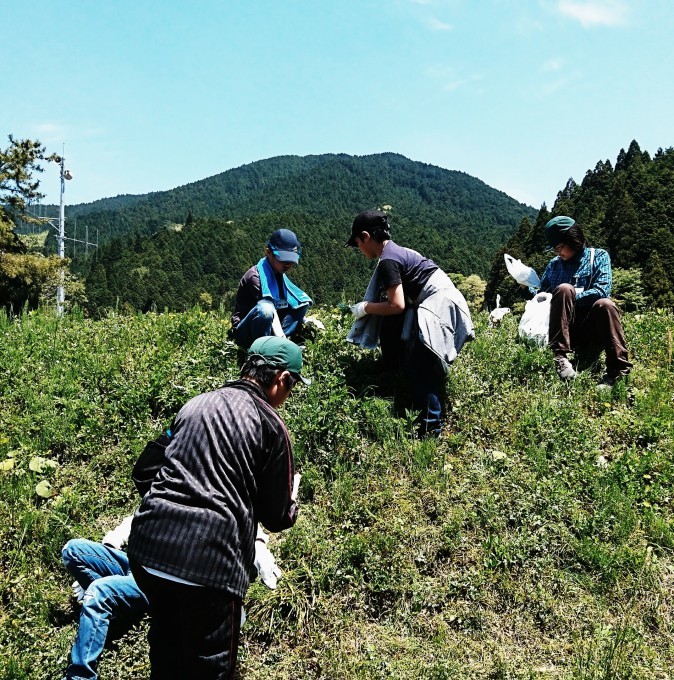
top-left (0, 306), bottom-right (672, 679)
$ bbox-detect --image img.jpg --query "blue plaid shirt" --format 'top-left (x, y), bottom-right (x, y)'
top-left (540, 247), bottom-right (612, 306)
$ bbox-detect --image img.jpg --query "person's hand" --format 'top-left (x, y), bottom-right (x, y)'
top-left (304, 316), bottom-right (325, 331)
top-left (292, 472), bottom-right (301, 501)
top-left (350, 301), bottom-right (368, 320)
top-left (71, 580), bottom-right (85, 603)
top-left (102, 515), bottom-right (134, 550)
top-left (254, 540), bottom-right (282, 589)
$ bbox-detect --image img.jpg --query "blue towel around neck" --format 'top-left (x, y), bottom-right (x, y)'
top-left (256, 257), bottom-right (312, 310)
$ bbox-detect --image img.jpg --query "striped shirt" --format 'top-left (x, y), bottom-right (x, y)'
top-left (540, 247), bottom-right (612, 306)
top-left (127, 380), bottom-right (297, 599)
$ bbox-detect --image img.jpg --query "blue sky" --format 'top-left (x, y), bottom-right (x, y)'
top-left (4, 0), bottom-right (673, 209)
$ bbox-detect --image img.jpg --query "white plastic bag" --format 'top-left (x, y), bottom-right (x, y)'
top-left (518, 292), bottom-right (551, 346)
top-left (504, 254), bottom-right (541, 290)
top-left (488, 293), bottom-right (511, 326)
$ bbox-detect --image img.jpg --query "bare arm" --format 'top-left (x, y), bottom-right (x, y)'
top-left (363, 284), bottom-right (405, 316)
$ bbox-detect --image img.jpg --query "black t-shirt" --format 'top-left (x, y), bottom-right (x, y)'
top-left (377, 241), bottom-right (438, 302)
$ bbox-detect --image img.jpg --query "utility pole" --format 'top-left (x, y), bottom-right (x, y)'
top-left (54, 151), bottom-right (72, 315)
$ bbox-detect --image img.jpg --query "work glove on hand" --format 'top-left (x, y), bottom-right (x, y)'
top-left (102, 515), bottom-right (134, 550)
top-left (71, 580), bottom-right (85, 603)
top-left (350, 301), bottom-right (368, 320)
top-left (254, 527), bottom-right (282, 589)
top-left (304, 316), bottom-right (325, 331)
top-left (254, 539), bottom-right (282, 590)
top-left (292, 472), bottom-right (301, 501)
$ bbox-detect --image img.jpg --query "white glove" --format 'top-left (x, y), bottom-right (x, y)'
top-left (254, 539), bottom-right (282, 590)
top-left (271, 311), bottom-right (286, 337)
top-left (350, 301), bottom-right (368, 320)
top-left (304, 316), bottom-right (325, 331)
top-left (71, 580), bottom-right (85, 603)
top-left (102, 515), bottom-right (134, 550)
top-left (292, 472), bottom-right (301, 501)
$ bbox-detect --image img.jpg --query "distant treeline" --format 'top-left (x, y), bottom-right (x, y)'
top-left (62, 153), bottom-right (534, 314)
top-left (486, 141), bottom-right (674, 310)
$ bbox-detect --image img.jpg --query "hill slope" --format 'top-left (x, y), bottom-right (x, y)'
top-left (63, 153), bottom-right (535, 312)
top-left (0, 306), bottom-right (672, 678)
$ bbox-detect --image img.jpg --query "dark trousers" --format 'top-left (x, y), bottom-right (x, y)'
top-left (549, 283), bottom-right (632, 377)
top-left (380, 315), bottom-right (444, 437)
top-left (131, 561), bottom-right (242, 680)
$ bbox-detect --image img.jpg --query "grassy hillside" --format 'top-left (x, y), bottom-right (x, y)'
top-left (0, 307), bottom-right (672, 678)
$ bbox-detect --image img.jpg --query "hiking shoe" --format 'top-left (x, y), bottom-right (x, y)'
top-left (554, 356), bottom-right (577, 380)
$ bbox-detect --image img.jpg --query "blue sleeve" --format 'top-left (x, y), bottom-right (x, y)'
top-left (576, 249), bottom-right (611, 304)
top-left (539, 262), bottom-right (553, 293)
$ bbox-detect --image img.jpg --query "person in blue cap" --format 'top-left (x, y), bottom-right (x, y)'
top-left (231, 229), bottom-right (312, 348)
top-left (540, 216), bottom-right (632, 385)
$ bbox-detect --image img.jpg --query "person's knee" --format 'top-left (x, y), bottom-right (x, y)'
top-left (553, 283), bottom-right (575, 298)
top-left (62, 538), bottom-right (85, 569)
top-left (83, 579), bottom-right (116, 614)
top-left (256, 300), bottom-right (276, 321)
top-left (593, 297), bottom-right (617, 315)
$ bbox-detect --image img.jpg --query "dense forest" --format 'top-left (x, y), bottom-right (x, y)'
top-left (486, 141), bottom-right (674, 309)
top-left (53, 153), bottom-right (535, 313)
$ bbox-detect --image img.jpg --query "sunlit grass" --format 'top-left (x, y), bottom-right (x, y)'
top-left (0, 306), bottom-right (672, 679)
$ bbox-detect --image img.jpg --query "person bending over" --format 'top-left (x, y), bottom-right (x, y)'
top-left (127, 337), bottom-right (307, 679)
top-left (231, 229), bottom-right (312, 348)
top-left (346, 209), bottom-right (474, 437)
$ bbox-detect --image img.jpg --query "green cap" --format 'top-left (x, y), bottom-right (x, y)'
top-left (248, 336), bottom-right (311, 385)
top-left (545, 216), bottom-right (576, 247)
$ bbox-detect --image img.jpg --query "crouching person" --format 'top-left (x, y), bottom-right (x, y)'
top-left (127, 337), bottom-right (307, 679)
top-left (62, 520), bottom-right (282, 679)
top-left (231, 229), bottom-right (313, 348)
top-left (541, 216), bottom-right (632, 385)
top-left (61, 516), bottom-right (147, 680)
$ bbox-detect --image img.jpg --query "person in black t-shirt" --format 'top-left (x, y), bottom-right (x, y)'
top-left (346, 210), bottom-right (474, 437)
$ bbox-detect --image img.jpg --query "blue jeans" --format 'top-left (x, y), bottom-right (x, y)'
top-left (233, 299), bottom-right (308, 348)
top-left (62, 539), bottom-right (149, 680)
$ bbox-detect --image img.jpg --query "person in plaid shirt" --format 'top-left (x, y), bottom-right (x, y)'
top-left (540, 216), bottom-right (632, 385)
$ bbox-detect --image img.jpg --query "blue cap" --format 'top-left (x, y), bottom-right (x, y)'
top-left (545, 216), bottom-right (576, 247)
top-left (267, 229), bottom-right (301, 264)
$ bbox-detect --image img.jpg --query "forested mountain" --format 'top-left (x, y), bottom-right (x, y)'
top-left (485, 141), bottom-right (674, 309)
top-left (67, 153), bottom-right (535, 313)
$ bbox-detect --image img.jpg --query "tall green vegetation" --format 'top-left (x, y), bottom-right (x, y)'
top-left (62, 153), bottom-right (535, 314)
top-left (486, 142), bottom-right (674, 309)
top-left (0, 136), bottom-right (64, 312)
top-left (1, 306), bottom-right (672, 678)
